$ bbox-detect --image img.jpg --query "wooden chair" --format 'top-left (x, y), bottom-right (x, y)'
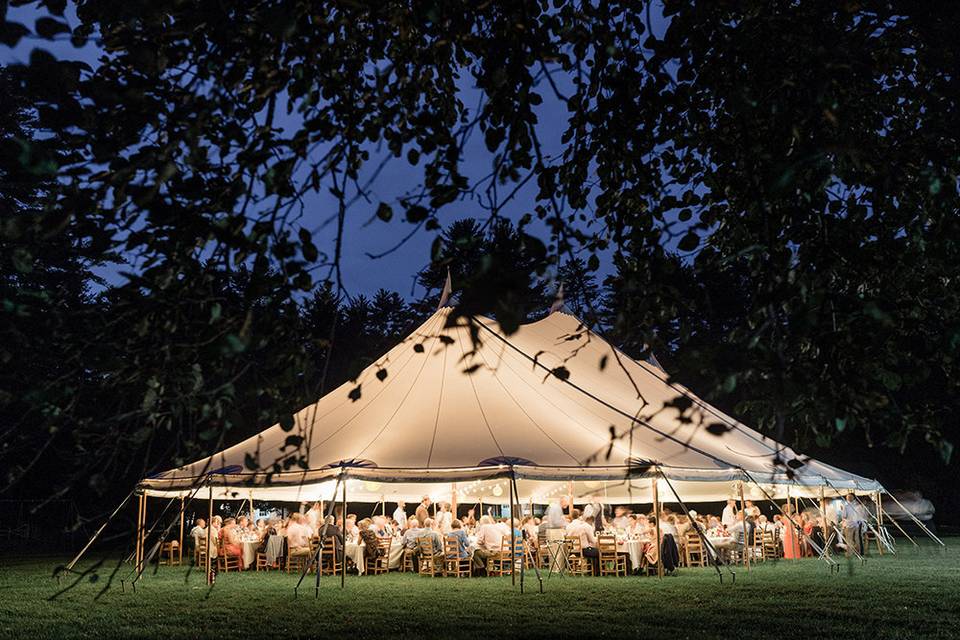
top-left (365, 536), bottom-right (392, 575)
top-left (564, 535), bottom-right (591, 576)
top-left (488, 536), bottom-right (523, 576)
top-left (286, 551), bottom-right (311, 574)
top-left (319, 536), bottom-right (341, 575)
top-left (760, 528), bottom-right (779, 560)
top-left (417, 536), bottom-right (440, 577)
top-left (684, 531), bottom-right (706, 567)
top-left (195, 539), bottom-right (212, 569)
top-left (597, 535), bottom-right (626, 576)
top-left (159, 540), bottom-right (181, 565)
top-left (255, 551), bottom-right (275, 571)
top-left (401, 547), bottom-right (416, 573)
top-left (443, 535), bottom-right (471, 578)
top-left (218, 552), bottom-right (241, 573)
top-left (537, 534), bottom-right (551, 570)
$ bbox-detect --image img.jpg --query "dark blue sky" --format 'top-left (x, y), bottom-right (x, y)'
top-left (4, 3), bottom-right (672, 301)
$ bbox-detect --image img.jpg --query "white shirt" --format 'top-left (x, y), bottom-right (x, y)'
top-left (393, 507), bottom-right (407, 529)
top-left (476, 523), bottom-right (504, 551)
top-left (306, 509), bottom-right (321, 531)
top-left (721, 504), bottom-right (738, 528)
top-left (286, 522), bottom-right (311, 549)
top-left (439, 511), bottom-right (453, 533)
top-left (567, 519), bottom-right (596, 549)
top-left (841, 501), bottom-right (863, 526)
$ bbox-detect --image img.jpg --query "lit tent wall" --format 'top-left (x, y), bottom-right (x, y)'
top-left (140, 307), bottom-right (884, 506)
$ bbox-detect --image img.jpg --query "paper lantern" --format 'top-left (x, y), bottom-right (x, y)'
top-left (492, 484), bottom-right (504, 497)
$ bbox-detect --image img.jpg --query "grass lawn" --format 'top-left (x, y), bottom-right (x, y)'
top-left (1, 539), bottom-right (957, 639)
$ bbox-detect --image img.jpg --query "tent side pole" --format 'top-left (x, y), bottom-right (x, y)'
top-left (652, 476), bottom-right (662, 580)
top-left (451, 483), bottom-right (457, 517)
top-left (738, 481), bottom-right (750, 571)
top-left (874, 491), bottom-right (884, 555)
top-left (64, 489), bottom-right (136, 574)
top-left (567, 481), bottom-right (574, 518)
top-left (178, 496), bottom-right (185, 565)
top-left (134, 492), bottom-right (143, 574)
top-left (509, 471), bottom-right (516, 587)
top-left (341, 475), bottom-right (347, 589)
top-left (819, 486), bottom-right (830, 558)
top-left (205, 484), bottom-right (213, 585)
top-left (878, 496), bottom-right (919, 547)
top-left (741, 470), bottom-right (835, 568)
top-left (885, 491), bottom-right (945, 547)
top-left (138, 493), bottom-right (147, 578)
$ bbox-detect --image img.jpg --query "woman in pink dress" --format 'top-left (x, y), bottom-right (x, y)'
top-left (781, 505), bottom-right (801, 559)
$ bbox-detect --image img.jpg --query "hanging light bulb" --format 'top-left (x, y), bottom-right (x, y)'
top-left (492, 484), bottom-right (504, 497)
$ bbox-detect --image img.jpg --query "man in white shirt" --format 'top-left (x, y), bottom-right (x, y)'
top-left (568, 514), bottom-right (599, 573)
top-left (841, 493), bottom-right (864, 556)
top-left (286, 513), bottom-right (312, 557)
top-left (393, 500), bottom-right (407, 530)
top-left (721, 499), bottom-right (738, 529)
top-left (473, 515), bottom-right (505, 571)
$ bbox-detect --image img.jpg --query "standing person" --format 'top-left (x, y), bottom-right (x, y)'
top-left (393, 500), bottom-right (408, 530)
top-left (305, 502), bottom-right (322, 532)
top-left (583, 496), bottom-right (606, 533)
top-left (841, 493), bottom-right (864, 557)
top-left (415, 496), bottom-right (431, 528)
top-left (438, 502), bottom-right (453, 533)
top-left (781, 505), bottom-right (802, 559)
top-left (721, 499), bottom-right (738, 529)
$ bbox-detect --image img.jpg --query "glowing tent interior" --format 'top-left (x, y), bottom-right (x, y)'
top-left (139, 306), bottom-right (884, 507)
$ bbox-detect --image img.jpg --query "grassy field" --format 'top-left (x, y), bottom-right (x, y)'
top-left (1, 540), bottom-right (957, 639)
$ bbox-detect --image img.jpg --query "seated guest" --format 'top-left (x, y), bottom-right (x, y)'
top-left (727, 512), bottom-right (753, 545)
top-left (568, 514), bottom-right (599, 573)
top-left (496, 517), bottom-right (510, 537)
top-left (521, 516), bottom-right (538, 541)
top-left (358, 518), bottom-right (383, 561)
top-left (472, 515), bottom-right (504, 572)
top-left (420, 518), bottom-right (443, 553)
top-left (372, 515), bottom-right (390, 537)
top-left (286, 513), bottom-right (313, 557)
top-left (613, 506), bottom-right (632, 531)
top-left (344, 515), bottom-right (359, 542)
top-left (189, 518), bottom-right (207, 560)
top-left (446, 519), bottom-right (470, 559)
top-left (564, 509), bottom-right (582, 536)
top-left (319, 515), bottom-right (343, 557)
top-left (237, 515), bottom-right (249, 533)
top-left (219, 518), bottom-right (242, 559)
top-left (402, 518), bottom-right (423, 550)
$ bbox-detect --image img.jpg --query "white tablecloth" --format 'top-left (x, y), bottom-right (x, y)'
top-left (616, 538), bottom-right (650, 569)
top-left (345, 538), bottom-right (403, 574)
top-left (240, 540), bottom-right (259, 568)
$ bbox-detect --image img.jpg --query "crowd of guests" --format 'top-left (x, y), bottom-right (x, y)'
top-left (186, 492), bottom-right (871, 573)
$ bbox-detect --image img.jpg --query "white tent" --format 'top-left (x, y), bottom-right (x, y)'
top-left (140, 307), bottom-right (883, 506)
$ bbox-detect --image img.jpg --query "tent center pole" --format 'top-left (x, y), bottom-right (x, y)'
top-left (738, 480), bottom-right (750, 571)
top-left (652, 476), bottom-right (662, 580)
top-left (341, 474), bottom-right (347, 589)
top-left (205, 484), bottom-right (213, 585)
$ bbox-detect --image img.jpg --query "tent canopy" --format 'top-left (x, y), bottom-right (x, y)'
top-left (141, 307), bottom-right (882, 503)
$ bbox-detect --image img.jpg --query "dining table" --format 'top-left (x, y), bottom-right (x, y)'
top-left (615, 536), bottom-right (652, 570)
top-left (344, 537), bottom-right (404, 574)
